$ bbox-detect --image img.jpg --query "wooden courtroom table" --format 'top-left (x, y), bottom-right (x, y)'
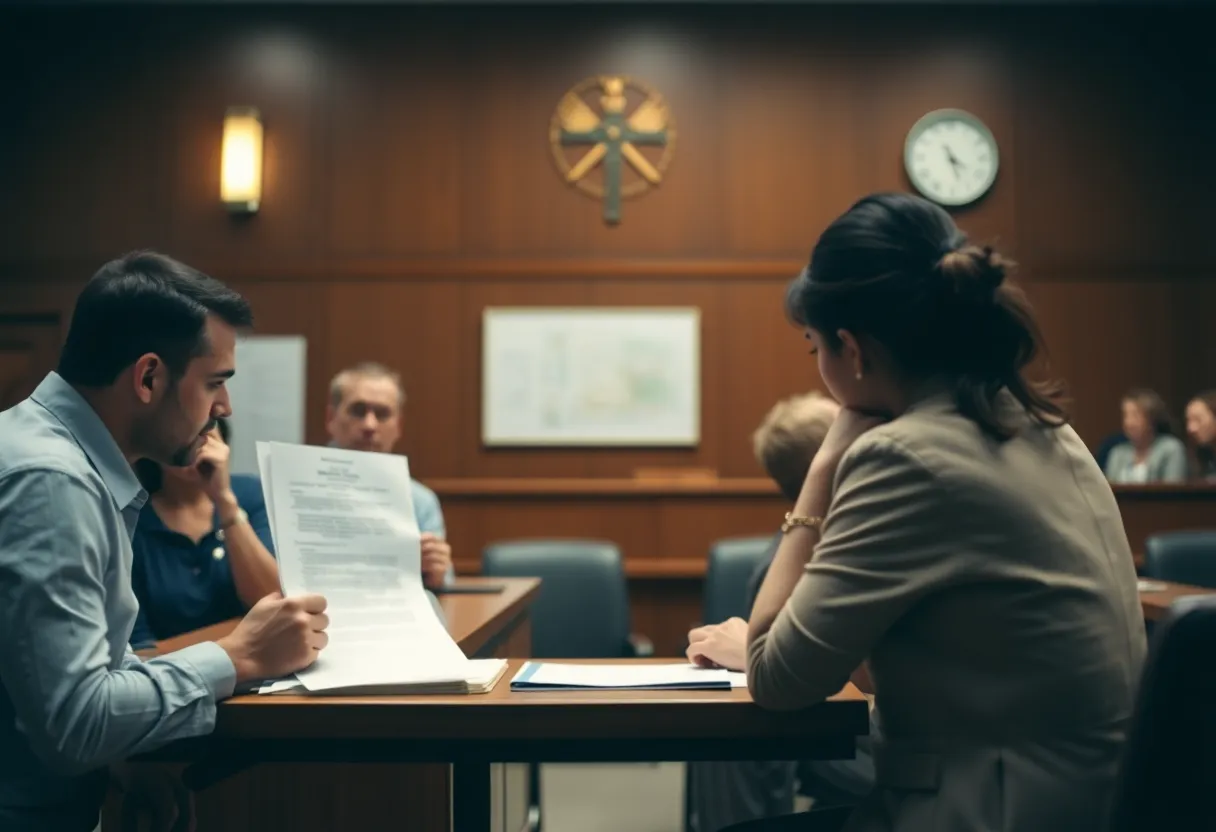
top-left (1139, 579), bottom-right (1216, 622)
top-left (153, 658), bottom-right (868, 832)
top-left (113, 577), bottom-right (540, 832)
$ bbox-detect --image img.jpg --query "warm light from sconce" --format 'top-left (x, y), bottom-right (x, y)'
top-left (221, 107), bottom-right (262, 213)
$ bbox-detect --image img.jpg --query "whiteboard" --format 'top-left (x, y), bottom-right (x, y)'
top-left (227, 335), bottom-right (307, 475)
top-left (482, 307), bottom-right (700, 446)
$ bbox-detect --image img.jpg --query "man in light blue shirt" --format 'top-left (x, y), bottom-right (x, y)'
top-left (324, 362), bottom-right (455, 588)
top-left (0, 252), bottom-right (329, 831)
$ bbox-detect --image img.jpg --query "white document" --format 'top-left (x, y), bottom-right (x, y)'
top-left (510, 662), bottom-right (732, 691)
top-left (256, 659), bottom-right (509, 696)
top-left (227, 336), bottom-right (307, 476)
top-left (257, 442), bottom-right (470, 693)
top-left (727, 672), bottom-right (747, 689)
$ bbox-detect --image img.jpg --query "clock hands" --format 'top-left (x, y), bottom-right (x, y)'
top-left (942, 144), bottom-right (966, 180)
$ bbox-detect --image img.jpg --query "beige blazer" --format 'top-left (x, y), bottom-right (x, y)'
top-left (747, 391), bottom-right (1146, 832)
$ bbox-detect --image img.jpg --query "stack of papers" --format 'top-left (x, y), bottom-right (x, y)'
top-left (257, 442), bottom-right (476, 695)
top-left (256, 658), bottom-right (510, 696)
top-left (510, 662), bottom-right (738, 691)
top-left (1137, 579), bottom-right (1167, 593)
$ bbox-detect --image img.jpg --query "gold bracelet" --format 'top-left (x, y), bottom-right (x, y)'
top-left (781, 512), bottom-right (824, 534)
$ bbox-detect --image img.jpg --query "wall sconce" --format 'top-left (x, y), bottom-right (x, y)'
top-left (220, 106), bottom-right (263, 214)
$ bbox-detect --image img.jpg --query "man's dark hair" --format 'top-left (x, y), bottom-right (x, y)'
top-left (57, 251), bottom-right (253, 387)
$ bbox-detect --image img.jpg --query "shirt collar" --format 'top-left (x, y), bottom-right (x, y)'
top-left (30, 371), bottom-right (147, 512)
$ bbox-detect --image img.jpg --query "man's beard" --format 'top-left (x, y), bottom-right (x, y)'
top-left (167, 441), bottom-right (197, 467)
top-left (167, 419), bottom-right (215, 466)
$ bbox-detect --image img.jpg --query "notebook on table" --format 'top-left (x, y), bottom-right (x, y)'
top-left (510, 661), bottom-right (733, 691)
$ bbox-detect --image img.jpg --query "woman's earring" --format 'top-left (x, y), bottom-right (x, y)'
top-left (855, 371), bottom-right (863, 380)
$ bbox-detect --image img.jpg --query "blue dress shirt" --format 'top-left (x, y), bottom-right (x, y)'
top-left (0, 372), bottom-right (236, 832)
top-left (130, 474), bottom-right (275, 645)
top-left (410, 478), bottom-right (447, 539)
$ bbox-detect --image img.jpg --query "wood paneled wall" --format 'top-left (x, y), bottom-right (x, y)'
top-left (2, 5), bottom-right (1214, 654)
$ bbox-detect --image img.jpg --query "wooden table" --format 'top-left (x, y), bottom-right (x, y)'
top-left (117, 578), bottom-right (541, 832)
top-left (154, 659), bottom-right (868, 832)
top-left (1139, 579), bottom-right (1216, 622)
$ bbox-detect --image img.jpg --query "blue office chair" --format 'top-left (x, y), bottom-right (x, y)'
top-left (702, 534), bottom-right (777, 626)
top-left (1109, 595), bottom-right (1216, 830)
top-left (684, 534), bottom-right (777, 832)
top-left (482, 538), bottom-right (652, 658)
top-left (481, 538), bottom-right (653, 831)
top-left (1143, 531), bottom-right (1216, 589)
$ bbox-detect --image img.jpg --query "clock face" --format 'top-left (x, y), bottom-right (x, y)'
top-left (903, 109), bottom-right (999, 207)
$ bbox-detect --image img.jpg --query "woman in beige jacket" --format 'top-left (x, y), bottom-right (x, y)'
top-left (736, 193), bottom-right (1146, 832)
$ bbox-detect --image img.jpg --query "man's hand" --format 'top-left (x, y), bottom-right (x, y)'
top-left (193, 430), bottom-right (233, 506)
top-left (420, 533), bottom-right (452, 590)
top-left (215, 593), bottom-right (329, 683)
top-left (686, 617), bottom-right (749, 672)
top-left (112, 762), bottom-right (194, 832)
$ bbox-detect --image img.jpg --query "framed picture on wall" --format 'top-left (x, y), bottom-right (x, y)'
top-left (481, 307), bottom-right (701, 447)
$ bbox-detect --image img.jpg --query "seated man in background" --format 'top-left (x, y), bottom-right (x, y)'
top-left (685, 391), bottom-right (874, 832)
top-left (325, 361), bottom-right (454, 589)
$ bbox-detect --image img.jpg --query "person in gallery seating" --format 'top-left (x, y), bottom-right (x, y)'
top-left (1185, 390), bottom-right (1216, 481)
top-left (1103, 388), bottom-right (1188, 484)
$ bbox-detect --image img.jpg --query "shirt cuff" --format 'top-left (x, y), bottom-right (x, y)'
top-left (168, 641), bottom-right (238, 701)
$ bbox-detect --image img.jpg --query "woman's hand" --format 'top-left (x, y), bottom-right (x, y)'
top-left (194, 431), bottom-right (234, 506)
top-left (686, 617), bottom-right (748, 671)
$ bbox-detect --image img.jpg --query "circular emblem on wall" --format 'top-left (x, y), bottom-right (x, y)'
top-left (549, 75), bottom-right (676, 225)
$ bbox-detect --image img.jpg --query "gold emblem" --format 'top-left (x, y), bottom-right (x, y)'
top-left (549, 76), bottom-right (676, 224)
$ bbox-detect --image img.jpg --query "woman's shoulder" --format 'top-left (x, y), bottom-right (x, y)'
top-left (837, 420), bottom-right (939, 481)
top-left (1154, 434), bottom-right (1187, 455)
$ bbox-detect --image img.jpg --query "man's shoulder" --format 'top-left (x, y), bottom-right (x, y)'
top-left (410, 478), bottom-right (441, 506)
top-left (0, 458), bottom-right (107, 516)
top-left (0, 400), bottom-right (100, 493)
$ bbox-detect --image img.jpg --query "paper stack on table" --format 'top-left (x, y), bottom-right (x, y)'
top-left (256, 658), bottom-right (510, 696)
top-left (256, 441), bottom-right (494, 695)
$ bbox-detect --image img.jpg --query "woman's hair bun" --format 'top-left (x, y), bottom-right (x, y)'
top-left (936, 245), bottom-right (1009, 304)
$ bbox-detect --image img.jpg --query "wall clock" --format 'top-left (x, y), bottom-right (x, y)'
top-left (903, 109), bottom-right (999, 207)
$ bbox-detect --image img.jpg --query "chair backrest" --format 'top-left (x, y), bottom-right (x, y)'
top-left (482, 539), bottom-right (630, 659)
top-left (1143, 531), bottom-right (1216, 588)
top-left (1109, 595), bottom-right (1216, 831)
top-left (703, 535), bottom-right (776, 625)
